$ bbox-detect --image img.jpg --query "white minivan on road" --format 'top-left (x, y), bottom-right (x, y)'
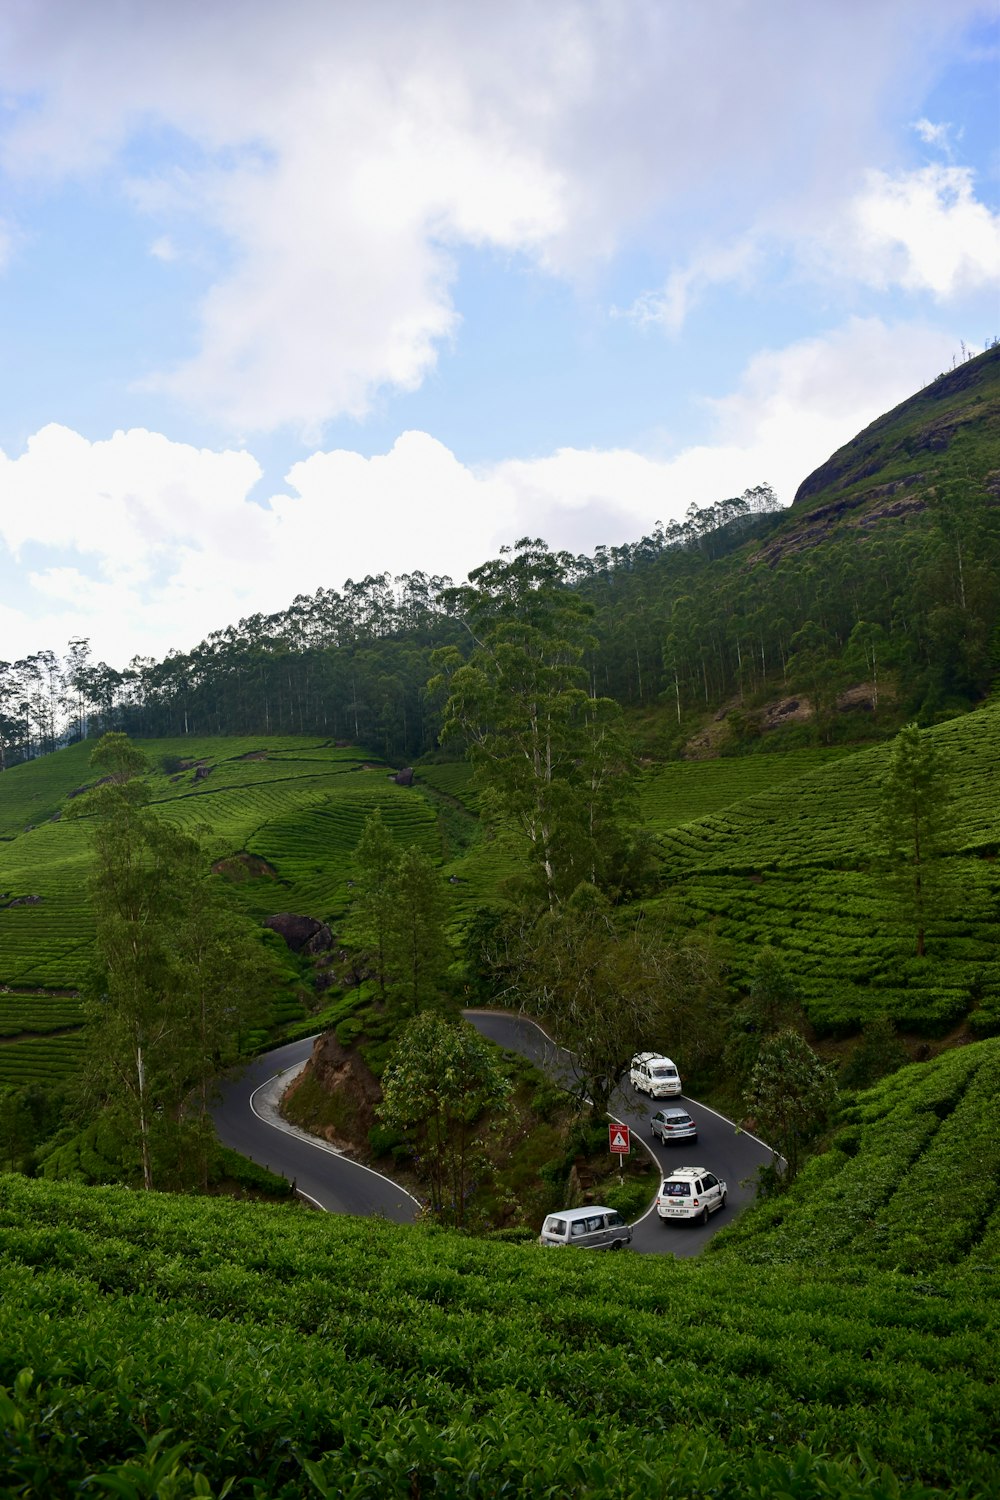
top-left (538, 1206), bottom-right (632, 1250)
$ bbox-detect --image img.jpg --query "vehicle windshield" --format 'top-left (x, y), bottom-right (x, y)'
top-left (663, 1182), bottom-right (690, 1196)
top-left (544, 1219), bottom-right (566, 1235)
top-left (651, 1065), bottom-right (676, 1077)
top-left (668, 1116), bottom-right (692, 1126)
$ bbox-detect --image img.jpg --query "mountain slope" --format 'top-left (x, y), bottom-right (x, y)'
top-left (751, 344), bottom-right (1000, 566)
top-left (716, 1036), bottom-right (1000, 1271)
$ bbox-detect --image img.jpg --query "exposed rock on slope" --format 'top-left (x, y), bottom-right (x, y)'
top-left (751, 345), bottom-right (1000, 566)
top-left (263, 912), bottom-right (334, 955)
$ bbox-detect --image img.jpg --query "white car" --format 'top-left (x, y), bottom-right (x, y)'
top-left (656, 1167), bottom-right (727, 1225)
top-left (630, 1052), bottom-right (682, 1097)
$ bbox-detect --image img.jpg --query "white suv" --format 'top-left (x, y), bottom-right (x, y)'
top-left (656, 1167), bottom-right (727, 1225)
top-left (629, 1052), bottom-right (682, 1097)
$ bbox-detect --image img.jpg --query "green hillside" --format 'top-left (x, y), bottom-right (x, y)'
top-left (0, 736), bottom-right (459, 1086)
top-left (758, 343), bottom-right (1000, 565)
top-left (717, 1036), bottom-right (1000, 1272)
top-left (0, 1168), bottom-right (995, 1497)
top-left (2, 699), bottom-right (998, 1092)
top-left (640, 700), bottom-right (1000, 1035)
top-left (792, 347), bottom-right (1000, 507)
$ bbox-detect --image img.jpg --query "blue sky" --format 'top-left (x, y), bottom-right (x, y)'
top-left (1, 0), bottom-right (998, 667)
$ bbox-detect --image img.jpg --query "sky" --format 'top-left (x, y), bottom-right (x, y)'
top-left (1, 0), bottom-right (998, 669)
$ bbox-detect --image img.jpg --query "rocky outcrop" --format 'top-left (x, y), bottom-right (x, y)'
top-left (262, 913), bottom-right (335, 955)
top-left (282, 1030), bottom-right (382, 1153)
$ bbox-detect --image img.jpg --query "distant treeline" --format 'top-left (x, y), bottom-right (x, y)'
top-left (2, 476), bottom-right (997, 768)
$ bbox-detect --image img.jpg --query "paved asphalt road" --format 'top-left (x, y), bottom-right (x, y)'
top-left (211, 1014), bottom-right (774, 1255)
top-left (465, 1010), bottom-right (774, 1257)
top-left (210, 1036), bottom-right (419, 1223)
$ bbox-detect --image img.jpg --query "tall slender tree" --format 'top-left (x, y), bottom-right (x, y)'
top-left (71, 733), bottom-right (273, 1188)
top-left (432, 539), bottom-right (635, 911)
top-left (875, 722), bottom-right (951, 957)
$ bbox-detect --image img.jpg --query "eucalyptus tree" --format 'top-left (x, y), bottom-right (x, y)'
top-left (384, 844), bottom-right (450, 1013)
top-left (875, 722), bottom-right (951, 957)
top-left (352, 810), bottom-right (401, 1001)
top-left (433, 538), bottom-right (636, 911)
top-left (71, 732), bottom-right (273, 1188)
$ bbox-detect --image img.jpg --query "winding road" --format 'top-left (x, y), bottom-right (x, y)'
top-left (210, 1013), bottom-right (775, 1255)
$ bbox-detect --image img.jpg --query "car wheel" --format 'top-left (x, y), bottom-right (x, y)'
top-left (699, 1206), bottom-right (709, 1226)
top-left (721, 1190), bottom-right (727, 1209)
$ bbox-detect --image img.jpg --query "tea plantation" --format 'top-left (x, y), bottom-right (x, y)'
top-left (638, 701), bottom-right (1000, 1035)
top-left (714, 1036), bottom-right (1000, 1274)
top-left (0, 1155), bottom-right (997, 1498)
top-left (3, 705), bottom-right (999, 1090)
top-left (0, 736), bottom-right (450, 1082)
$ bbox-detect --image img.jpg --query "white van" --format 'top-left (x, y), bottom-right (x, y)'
top-left (538, 1205), bottom-right (632, 1250)
top-left (630, 1052), bottom-right (682, 1097)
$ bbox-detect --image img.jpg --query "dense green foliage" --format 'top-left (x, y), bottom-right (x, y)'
top-left (379, 1013), bottom-right (513, 1226)
top-left (4, 350), bottom-right (998, 773)
top-left (744, 1029), bottom-right (839, 1181)
top-left (0, 1170), bottom-right (996, 1497)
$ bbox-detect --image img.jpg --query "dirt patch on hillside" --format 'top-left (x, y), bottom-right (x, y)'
top-left (282, 1031), bottom-right (383, 1155)
top-left (212, 852), bottom-right (278, 882)
top-left (684, 695), bottom-right (815, 756)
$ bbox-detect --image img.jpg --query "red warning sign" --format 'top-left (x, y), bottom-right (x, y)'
top-left (608, 1122), bottom-right (631, 1155)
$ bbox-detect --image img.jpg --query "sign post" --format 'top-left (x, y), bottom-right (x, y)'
top-left (609, 1122), bottom-right (630, 1185)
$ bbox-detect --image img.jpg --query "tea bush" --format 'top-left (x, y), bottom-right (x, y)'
top-left (0, 1173), bottom-right (995, 1496)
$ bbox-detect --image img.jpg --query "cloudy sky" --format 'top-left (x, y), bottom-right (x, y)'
top-left (1, 0), bottom-right (998, 667)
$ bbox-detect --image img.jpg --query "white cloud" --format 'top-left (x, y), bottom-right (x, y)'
top-left (149, 235), bottom-right (178, 262)
top-left (703, 316), bottom-right (958, 458)
top-left (0, 424), bottom-right (263, 579)
top-left (621, 239), bottom-right (760, 335)
top-left (0, 0), bottom-right (986, 432)
top-left (625, 158), bottom-right (1000, 335)
top-left (840, 165), bottom-right (1000, 297)
top-left (0, 317), bottom-right (960, 664)
top-left (911, 117), bottom-right (958, 151)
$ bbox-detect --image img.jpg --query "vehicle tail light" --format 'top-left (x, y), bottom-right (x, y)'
top-left (693, 1199), bottom-right (700, 1207)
